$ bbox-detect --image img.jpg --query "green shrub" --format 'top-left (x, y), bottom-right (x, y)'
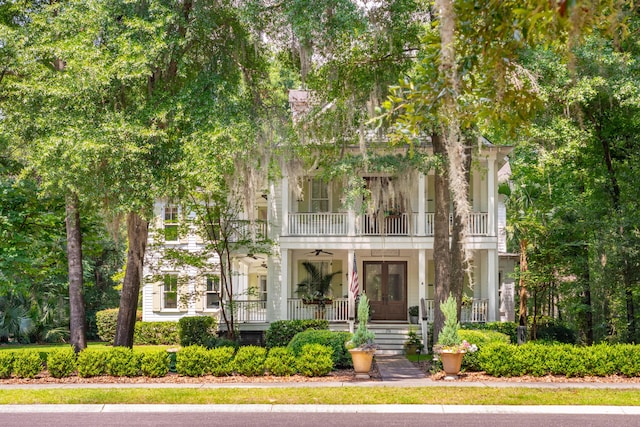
top-left (210, 337), bottom-right (240, 350)
top-left (135, 322), bottom-right (180, 345)
top-left (176, 345), bottom-right (211, 377)
top-left (106, 347), bottom-right (140, 377)
top-left (209, 347), bottom-right (235, 376)
top-left (13, 350), bottom-right (43, 379)
top-left (95, 308), bottom-right (141, 343)
top-left (287, 329), bottom-right (352, 368)
top-left (265, 347), bottom-right (298, 376)
top-left (462, 321), bottom-right (518, 344)
top-left (534, 319), bottom-right (577, 344)
top-left (46, 347), bottom-right (77, 378)
top-left (265, 319), bottom-right (329, 349)
top-left (0, 352), bottom-right (14, 378)
top-left (233, 345), bottom-right (267, 376)
top-left (77, 348), bottom-right (107, 378)
top-left (178, 316), bottom-right (217, 347)
top-left (478, 342), bottom-right (522, 377)
top-left (140, 350), bottom-right (170, 378)
top-left (296, 344), bottom-right (333, 377)
top-left (459, 329), bottom-right (510, 371)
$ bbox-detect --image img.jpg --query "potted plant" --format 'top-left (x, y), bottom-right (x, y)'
top-left (345, 293), bottom-right (376, 378)
top-left (404, 326), bottom-right (423, 355)
top-left (408, 305), bottom-right (419, 324)
top-left (435, 294), bottom-right (477, 380)
top-left (296, 261), bottom-right (340, 306)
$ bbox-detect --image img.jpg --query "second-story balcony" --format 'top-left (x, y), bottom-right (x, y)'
top-left (287, 212), bottom-right (489, 237)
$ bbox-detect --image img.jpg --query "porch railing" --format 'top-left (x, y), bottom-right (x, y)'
top-left (287, 298), bottom-right (349, 322)
top-left (420, 298), bottom-right (488, 323)
top-left (288, 213), bottom-right (348, 236)
top-left (232, 300), bottom-right (267, 323)
top-left (286, 212), bottom-right (489, 236)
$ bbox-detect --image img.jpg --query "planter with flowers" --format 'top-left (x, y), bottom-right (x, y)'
top-left (435, 294), bottom-right (477, 380)
top-left (345, 293), bottom-right (376, 379)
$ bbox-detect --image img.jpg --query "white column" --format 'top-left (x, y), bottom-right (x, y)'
top-left (418, 249), bottom-right (426, 314)
top-left (487, 153), bottom-right (497, 237)
top-left (281, 176), bottom-right (289, 236)
top-left (418, 174), bottom-right (426, 236)
top-left (347, 250), bottom-right (355, 332)
top-left (280, 249), bottom-right (289, 320)
top-left (487, 249), bottom-right (497, 321)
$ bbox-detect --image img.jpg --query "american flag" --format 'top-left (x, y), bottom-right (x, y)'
top-left (349, 253), bottom-right (359, 299)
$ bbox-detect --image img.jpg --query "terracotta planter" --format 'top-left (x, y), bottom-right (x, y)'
top-left (349, 348), bottom-right (375, 379)
top-left (439, 351), bottom-right (465, 380)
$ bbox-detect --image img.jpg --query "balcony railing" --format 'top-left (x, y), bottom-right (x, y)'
top-left (287, 212), bottom-right (489, 236)
top-left (288, 213), bottom-right (348, 236)
top-left (232, 300), bottom-right (267, 323)
top-left (287, 298), bottom-right (349, 322)
top-left (421, 298), bottom-right (488, 323)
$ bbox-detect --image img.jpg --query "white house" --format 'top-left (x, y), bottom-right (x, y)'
top-left (141, 92), bottom-right (516, 351)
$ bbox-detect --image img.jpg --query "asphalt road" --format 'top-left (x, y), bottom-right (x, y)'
top-left (1, 412), bottom-right (639, 427)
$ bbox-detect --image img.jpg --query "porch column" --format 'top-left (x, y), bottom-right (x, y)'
top-left (348, 209), bottom-right (356, 236)
top-left (281, 176), bottom-right (289, 236)
top-left (487, 249), bottom-right (498, 321)
top-left (347, 250), bottom-right (356, 333)
top-left (487, 152), bottom-right (497, 237)
top-left (418, 249), bottom-right (426, 314)
top-left (280, 249), bottom-right (290, 320)
top-left (418, 174), bottom-right (426, 236)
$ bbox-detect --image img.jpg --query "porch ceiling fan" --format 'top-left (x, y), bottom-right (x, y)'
top-left (245, 253), bottom-right (264, 260)
top-left (307, 249), bottom-right (333, 256)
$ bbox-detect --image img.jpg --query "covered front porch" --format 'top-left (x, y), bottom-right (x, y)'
top-left (231, 297), bottom-right (489, 324)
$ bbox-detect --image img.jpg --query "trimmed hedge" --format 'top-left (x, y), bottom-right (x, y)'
top-left (265, 347), bottom-right (298, 376)
top-left (233, 345), bottom-right (267, 376)
top-left (178, 316), bottom-right (217, 347)
top-left (95, 308), bottom-right (142, 344)
top-left (176, 345), bottom-right (211, 377)
top-left (461, 322), bottom-right (517, 344)
top-left (47, 347), bottom-right (77, 378)
top-left (296, 344), bottom-right (333, 377)
top-left (459, 329), bottom-right (510, 371)
top-left (106, 347), bottom-right (141, 377)
top-left (13, 350), bottom-right (43, 379)
top-left (140, 350), bottom-right (170, 378)
top-left (287, 329), bottom-right (352, 368)
top-left (479, 342), bottom-right (640, 377)
top-left (209, 347), bottom-right (235, 376)
top-left (77, 348), bottom-right (108, 378)
top-left (135, 322), bottom-right (180, 345)
top-left (0, 352), bottom-right (14, 378)
top-left (265, 320), bottom-right (329, 349)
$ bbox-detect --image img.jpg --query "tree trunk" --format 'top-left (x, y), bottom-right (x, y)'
top-left (432, 133), bottom-right (451, 346)
top-left (518, 238), bottom-right (528, 327)
top-left (450, 145), bottom-right (471, 320)
top-left (114, 212), bottom-right (149, 348)
top-left (65, 192), bottom-right (86, 353)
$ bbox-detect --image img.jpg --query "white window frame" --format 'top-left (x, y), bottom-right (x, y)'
top-left (162, 273), bottom-right (179, 310)
top-left (204, 274), bottom-right (221, 311)
top-left (258, 275), bottom-right (267, 301)
top-left (164, 205), bottom-right (179, 242)
top-left (310, 177), bottom-right (329, 212)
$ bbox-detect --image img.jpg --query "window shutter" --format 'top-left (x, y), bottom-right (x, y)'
top-left (152, 281), bottom-right (162, 311)
top-left (194, 276), bottom-right (205, 312)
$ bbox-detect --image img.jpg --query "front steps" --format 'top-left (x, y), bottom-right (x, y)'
top-left (330, 322), bottom-right (423, 355)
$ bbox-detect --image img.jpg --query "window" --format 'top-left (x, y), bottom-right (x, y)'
top-left (311, 178), bottom-right (329, 212)
top-left (163, 274), bottom-right (178, 309)
top-left (205, 275), bottom-right (221, 309)
top-left (164, 205), bottom-right (179, 241)
top-left (258, 275), bottom-right (267, 301)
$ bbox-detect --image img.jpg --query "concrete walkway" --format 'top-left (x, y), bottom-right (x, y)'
top-left (374, 354), bottom-right (427, 382)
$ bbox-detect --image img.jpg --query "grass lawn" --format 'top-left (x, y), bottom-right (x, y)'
top-left (0, 387), bottom-right (639, 406)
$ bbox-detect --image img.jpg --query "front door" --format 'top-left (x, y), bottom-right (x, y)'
top-left (364, 261), bottom-right (407, 321)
